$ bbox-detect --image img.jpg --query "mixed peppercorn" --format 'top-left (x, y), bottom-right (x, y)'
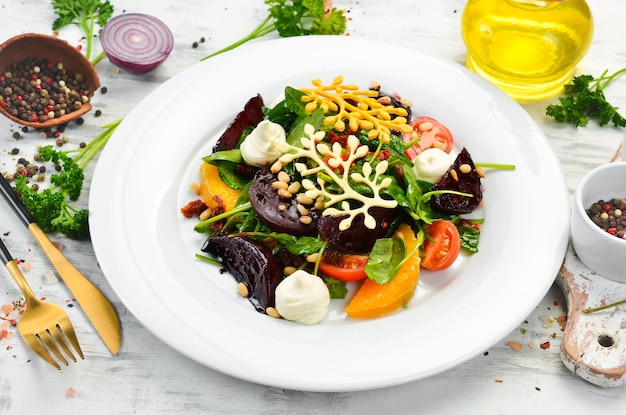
top-left (586, 198), bottom-right (626, 238)
top-left (0, 56), bottom-right (91, 123)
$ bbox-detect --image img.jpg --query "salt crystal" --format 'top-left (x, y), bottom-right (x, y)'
top-left (42, 270), bottom-right (58, 284)
top-left (66, 387), bottom-right (76, 398)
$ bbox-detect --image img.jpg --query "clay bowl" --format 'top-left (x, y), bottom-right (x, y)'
top-left (0, 33), bottom-right (100, 129)
top-left (571, 161), bottom-right (626, 283)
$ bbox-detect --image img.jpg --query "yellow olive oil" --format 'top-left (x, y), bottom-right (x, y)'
top-left (461, 0), bottom-right (593, 101)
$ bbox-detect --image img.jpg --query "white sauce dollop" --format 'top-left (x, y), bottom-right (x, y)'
top-left (413, 147), bottom-right (452, 184)
top-left (275, 270), bottom-right (330, 325)
top-left (240, 119), bottom-right (287, 167)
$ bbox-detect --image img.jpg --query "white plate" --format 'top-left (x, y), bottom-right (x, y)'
top-left (89, 36), bottom-right (569, 392)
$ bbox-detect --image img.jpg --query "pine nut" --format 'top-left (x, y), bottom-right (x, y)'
top-left (277, 188), bottom-right (292, 199)
top-left (296, 203), bottom-right (309, 216)
top-left (418, 122), bottom-right (433, 132)
top-left (237, 282), bottom-right (249, 298)
top-left (283, 266), bottom-right (297, 276)
top-left (459, 163), bottom-right (472, 174)
top-left (270, 160), bottom-right (283, 173)
top-left (306, 253), bottom-right (319, 262)
top-left (266, 307), bottom-right (281, 318)
top-left (277, 171), bottom-right (290, 183)
top-left (432, 141), bottom-right (447, 151)
top-left (296, 193), bottom-right (314, 205)
top-left (476, 166), bottom-right (486, 178)
top-left (272, 181), bottom-right (288, 190)
top-left (450, 169), bottom-right (459, 181)
top-left (287, 181), bottom-right (301, 194)
top-left (299, 215), bottom-right (312, 224)
top-left (199, 208), bottom-right (212, 221)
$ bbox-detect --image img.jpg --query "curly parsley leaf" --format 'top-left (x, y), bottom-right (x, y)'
top-left (51, 0), bottom-right (115, 61)
top-left (201, 0), bottom-right (347, 61)
top-left (546, 68), bottom-right (626, 128)
top-left (13, 120), bottom-right (120, 239)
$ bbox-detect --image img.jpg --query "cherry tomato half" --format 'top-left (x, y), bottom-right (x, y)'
top-left (318, 254), bottom-right (369, 282)
top-left (421, 220), bottom-right (461, 271)
top-left (404, 116), bottom-right (454, 160)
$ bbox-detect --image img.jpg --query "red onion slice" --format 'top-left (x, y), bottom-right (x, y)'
top-left (100, 13), bottom-right (174, 74)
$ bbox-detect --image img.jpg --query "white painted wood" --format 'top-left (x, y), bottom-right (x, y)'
top-left (0, 0), bottom-right (625, 413)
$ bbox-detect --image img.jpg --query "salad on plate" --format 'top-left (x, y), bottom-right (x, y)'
top-left (181, 76), bottom-right (503, 324)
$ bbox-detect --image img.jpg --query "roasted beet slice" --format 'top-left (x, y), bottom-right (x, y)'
top-left (249, 170), bottom-right (318, 236)
top-left (201, 235), bottom-right (282, 313)
top-left (317, 206), bottom-right (398, 254)
top-left (212, 94), bottom-right (265, 153)
top-left (430, 147), bottom-right (483, 214)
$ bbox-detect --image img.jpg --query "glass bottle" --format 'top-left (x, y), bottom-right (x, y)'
top-left (461, 0), bottom-right (593, 101)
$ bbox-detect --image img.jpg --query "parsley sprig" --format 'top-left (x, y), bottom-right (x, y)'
top-left (546, 68), bottom-right (626, 128)
top-left (201, 0), bottom-right (347, 61)
top-left (51, 0), bottom-right (115, 63)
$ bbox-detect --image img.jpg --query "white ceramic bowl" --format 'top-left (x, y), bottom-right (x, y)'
top-left (571, 161), bottom-right (626, 282)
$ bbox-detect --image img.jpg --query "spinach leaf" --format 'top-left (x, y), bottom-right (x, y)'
top-left (365, 237), bottom-right (406, 284)
top-left (203, 149), bottom-right (243, 164)
top-left (211, 160), bottom-right (250, 190)
top-left (324, 277), bottom-right (348, 299)
top-left (267, 233), bottom-right (326, 256)
top-left (458, 225), bottom-right (480, 253)
top-left (287, 107), bottom-right (325, 146)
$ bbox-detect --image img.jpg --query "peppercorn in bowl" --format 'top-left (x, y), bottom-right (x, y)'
top-left (571, 161), bottom-right (626, 283)
top-left (0, 33), bottom-right (100, 129)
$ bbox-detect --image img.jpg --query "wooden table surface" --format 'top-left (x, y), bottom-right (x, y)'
top-left (1, 0), bottom-right (626, 413)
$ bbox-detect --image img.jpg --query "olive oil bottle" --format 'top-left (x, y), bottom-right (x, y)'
top-left (461, 0), bottom-right (593, 101)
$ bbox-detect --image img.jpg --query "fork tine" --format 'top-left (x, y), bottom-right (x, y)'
top-left (50, 324), bottom-right (77, 362)
top-left (38, 330), bottom-right (69, 366)
top-left (57, 319), bottom-right (84, 359)
top-left (21, 332), bottom-right (61, 370)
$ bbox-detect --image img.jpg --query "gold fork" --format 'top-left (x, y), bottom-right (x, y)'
top-left (0, 237), bottom-right (83, 369)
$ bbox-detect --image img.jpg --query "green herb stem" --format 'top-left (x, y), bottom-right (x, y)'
top-left (91, 50), bottom-right (106, 66)
top-left (195, 253), bottom-right (222, 266)
top-left (475, 162), bottom-right (516, 170)
top-left (593, 67), bottom-right (626, 90)
top-left (194, 202), bottom-right (252, 233)
top-left (201, 15), bottom-right (275, 61)
top-left (582, 298), bottom-right (626, 314)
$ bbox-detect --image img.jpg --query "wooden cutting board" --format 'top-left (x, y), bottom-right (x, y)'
top-left (558, 143), bottom-right (626, 387)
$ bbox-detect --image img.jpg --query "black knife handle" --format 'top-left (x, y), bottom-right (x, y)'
top-left (0, 174), bottom-right (36, 228)
top-left (0, 235), bottom-right (13, 265)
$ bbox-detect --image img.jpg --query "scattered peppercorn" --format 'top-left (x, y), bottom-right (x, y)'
top-left (9, 148), bottom-right (19, 155)
top-left (100, 86), bottom-right (107, 94)
top-left (94, 109), bottom-right (102, 117)
top-left (192, 41), bottom-right (199, 48)
top-left (12, 131), bottom-right (20, 139)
